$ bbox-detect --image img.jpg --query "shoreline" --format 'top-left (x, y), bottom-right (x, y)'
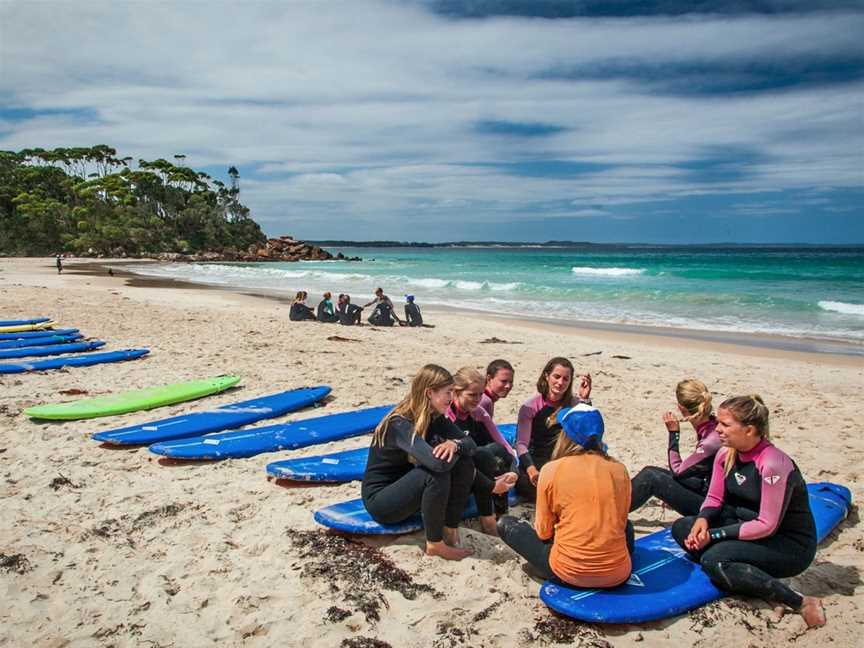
top-left (90, 259), bottom-right (864, 361)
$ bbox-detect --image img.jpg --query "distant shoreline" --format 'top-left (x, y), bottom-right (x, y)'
top-left (306, 241), bottom-right (864, 249)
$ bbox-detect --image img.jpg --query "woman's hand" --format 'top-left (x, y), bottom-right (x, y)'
top-left (578, 373), bottom-right (592, 400)
top-left (663, 411), bottom-right (680, 433)
top-left (684, 518), bottom-right (711, 551)
top-left (527, 465), bottom-right (540, 486)
top-left (432, 440), bottom-right (459, 463)
top-left (492, 473), bottom-right (517, 495)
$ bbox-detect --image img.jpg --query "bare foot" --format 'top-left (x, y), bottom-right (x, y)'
top-left (772, 605), bottom-right (786, 622)
top-left (800, 596), bottom-right (826, 628)
top-left (426, 540), bottom-right (473, 561)
top-left (479, 515), bottom-right (499, 536)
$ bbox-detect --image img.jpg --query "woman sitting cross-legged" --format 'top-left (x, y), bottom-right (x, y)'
top-left (671, 395), bottom-right (824, 628)
top-left (361, 364), bottom-right (491, 560)
top-left (498, 404), bottom-right (634, 587)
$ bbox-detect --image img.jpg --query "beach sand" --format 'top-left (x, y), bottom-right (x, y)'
top-left (1, 257), bottom-right (861, 648)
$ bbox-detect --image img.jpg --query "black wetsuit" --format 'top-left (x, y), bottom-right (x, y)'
top-left (289, 302), bottom-right (316, 321)
top-left (671, 440), bottom-right (817, 610)
top-left (405, 302), bottom-right (423, 327)
top-left (361, 415), bottom-right (481, 542)
top-left (338, 303), bottom-right (362, 326)
top-left (316, 299), bottom-right (339, 323)
top-left (368, 302), bottom-right (395, 326)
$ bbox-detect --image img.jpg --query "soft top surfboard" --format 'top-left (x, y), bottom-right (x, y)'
top-left (0, 328), bottom-right (78, 341)
top-left (92, 386), bottom-right (332, 445)
top-left (539, 482), bottom-right (852, 624)
top-left (0, 348), bottom-right (149, 374)
top-left (0, 317), bottom-right (51, 326)
top-left (148, 404), bottom-right (394, 460)
top-left (25, 375), bottom-right (239, 420)
top-left (266, 423), bottom-right (518, 482)
top-left (0, 340), bottom-right (105, 360)
top-left (0, 333), bottom-right (83, 350)
top-left (0, 320), bottom-right (57, 333)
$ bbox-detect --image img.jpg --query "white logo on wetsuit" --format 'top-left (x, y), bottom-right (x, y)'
top-left (696, 447), bottom-right (705, 454)
top-left (734, 472), bottom-right (746, 485)
top-left (764, 474), bottom-right (781, 485)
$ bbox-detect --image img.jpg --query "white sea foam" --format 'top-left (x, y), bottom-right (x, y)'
top-left (819, 301), bottom-right (864, 316)
top-left (571, 266), bottom-right (645, 277)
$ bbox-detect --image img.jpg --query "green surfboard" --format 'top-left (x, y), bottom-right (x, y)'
top-left (25, 375), bottom-right (241, 420)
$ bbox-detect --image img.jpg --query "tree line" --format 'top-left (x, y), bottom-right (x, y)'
top-left (0, 145), bottom-right (266, 256)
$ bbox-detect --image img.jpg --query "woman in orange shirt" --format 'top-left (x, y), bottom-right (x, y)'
top-left (497, 404), bottom-right (634, 587)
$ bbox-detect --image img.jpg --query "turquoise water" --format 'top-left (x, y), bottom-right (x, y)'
top-left (130, 246), bottom-right (864, 343)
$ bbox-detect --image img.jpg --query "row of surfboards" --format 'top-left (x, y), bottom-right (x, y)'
top-left (0, 317), bottom-right (150, 374)
top-left (12, 317), bottom-right (853, 624)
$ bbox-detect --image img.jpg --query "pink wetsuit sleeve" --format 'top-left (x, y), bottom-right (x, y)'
top-left (478, 393), bottom-right (494, 419)
top-left (673, 428), bottom-right (723, 476)
top-left (699, 450), bottom-right (729, 514)
top-left (516, 395), bottom-right (542, 457)
top-left (472, 405), bottom-right (516, 457)
top-left (738, 449), bottom-right (795, 541)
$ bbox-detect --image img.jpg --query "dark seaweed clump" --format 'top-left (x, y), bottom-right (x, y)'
top-left (532, 614), bottom-right (611, 646)
top-left (341, 639), bottom-right (393, 648)
top-left (0, 552), bottom-right (32, 574)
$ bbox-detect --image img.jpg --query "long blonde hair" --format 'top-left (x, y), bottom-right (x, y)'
top-left (372, 364), bottom-right (454, 446)
top-left (676, 379), bottom-right (713, 422)
top-left (720, 394), bottom-right (770, 475)
top-left (453, 366), bottom-right (484, 395)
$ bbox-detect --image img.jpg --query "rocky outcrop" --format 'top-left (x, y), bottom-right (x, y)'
top-left (153, 235), bottom-right (360, 263)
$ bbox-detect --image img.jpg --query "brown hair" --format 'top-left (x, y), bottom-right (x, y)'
top-left (719, 394), bottom-right (770, 475)
top-left (536, 357), bottom-right (574, 427)
top-left (676, 378), bottom-right (713, 422)
top-left (485, 359), bottom-right (514, 380)
top-left (293, 291), bottom-right (305, 302)
top-left (372, 364), bottom-right (454, 446)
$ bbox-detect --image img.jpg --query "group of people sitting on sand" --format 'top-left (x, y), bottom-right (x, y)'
top-left (360, 359), bottom-right (826, 628)
top-left (289, 287), bottom-right (424, 327)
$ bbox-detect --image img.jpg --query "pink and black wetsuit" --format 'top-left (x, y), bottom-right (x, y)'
top-left (630, 417), bottom-right (723, 516)
top-left (446, 401), bottom-right (517, 477)
top-left (478, 388), bottom-right (498, 419)
top-left (671, 440), bottom-right (817, 611)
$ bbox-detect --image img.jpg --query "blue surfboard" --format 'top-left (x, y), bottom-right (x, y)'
top-left (0, 333), bottom-right (83, 350)
top-left (538, 482), bottom-right (852, 624)
top-left (0, 328), bottom-right (79, 341)
top-left (0, 349), bottom-right (149, 374)
top-left (0, 317), bottom-right (51, 326)
top-left (266, 423), bottom-right (518, 482)
top-left (314, 492), bottom-right (519, 535)
top-left (148, 404), bottom-right (394, 460)
top-left (92, 386), bottom-right (332, 445)
top-left (0, 340), bottom-right (105, 359)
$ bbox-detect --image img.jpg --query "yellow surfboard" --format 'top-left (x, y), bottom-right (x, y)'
top-left (0, 320), bottom-right (57, 333)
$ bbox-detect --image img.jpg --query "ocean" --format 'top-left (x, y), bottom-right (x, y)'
top-left (127, 245), bottom-right (864, 346)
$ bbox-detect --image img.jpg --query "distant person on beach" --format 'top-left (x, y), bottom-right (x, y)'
top-left (445, 367), bottom-right (518, 521)
top-left (364, 287), bottom-right (404, 326)
top-left (337, 294), bottom-right (363, 326)
top-left (361, 364), bottom-right (484, 561)
top-left (497, 405), bottom-right (634, 587)
top-left (629, 379), bottom-right (721, 516)
top-left (479, 359), bottom-right (514, 420)
top-left (316, 292), bottom-right (339, 323)
top-left (515, 357), bottom-right (592, 500)
top-left (289, 291), bottom-right (316, 321)
top-left (404, 294), bottom-right (423, 327)
top-left (671, 395), bottom-right (824, 628)
top-left (56, 255), bottom-right (63, 274)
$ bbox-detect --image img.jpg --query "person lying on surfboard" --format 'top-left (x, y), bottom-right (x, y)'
top-left (671, 395), bottom-right (825, 628)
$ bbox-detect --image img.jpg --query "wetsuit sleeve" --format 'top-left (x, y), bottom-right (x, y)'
top-left (667, 430), bottom-right (683, 473)
top-left (697, 450), bottom-right (728, 524)
top-left (516, 397), bottom-right (540, 468)
top-left (534, 462), bottom-right (558, 540)
top-left (389, 418), bottom-right (459, 473)
top-left (472, 406), bottom-right (517, 458)
top-left (715, 450), bottom-right (796, 542)
top-left (671, 429), bottom-right (723, 477)
top-left (441, 418), bottom-right (478, 455)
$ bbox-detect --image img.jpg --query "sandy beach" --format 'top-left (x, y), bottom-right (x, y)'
top-left (1, 256), bottom-right (861, 648)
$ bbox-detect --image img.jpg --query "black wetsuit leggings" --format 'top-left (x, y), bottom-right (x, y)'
top-left (630, 466), bottom-right (706, 515)
top-left (473, 443), bottom-right (513, 515)
top-left (497, 516), bottom-right (635, 582)
top-left (671, 516), bottom-right (816, 609)
top-left (364, 456), bottom-right (481, 542)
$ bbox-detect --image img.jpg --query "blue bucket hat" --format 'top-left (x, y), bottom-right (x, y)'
top-left (559, 404), bottom-right (606, 451)
top-left (405, 294), bottom-right (415, 302)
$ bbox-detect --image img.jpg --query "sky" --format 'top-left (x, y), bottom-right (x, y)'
top-left (1, 0), bottom-right (862, 244)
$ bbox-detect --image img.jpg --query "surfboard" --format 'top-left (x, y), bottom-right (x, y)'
top-left (92, 386), bottom-right (332, 445)
top-left (266, 423), bottom-right (518, 482)
top-left (0, 348), bottom-right (149, 374)
top-left (25, 375), bottom-right (240, 420)
top-left (0, 328), bottom-right (79, 341)
top-left (0, 340), bottom-right (105, 360)
top-left (0, 333), bottom-right (83, 350)
top-left (148, 404), bottom-right (394, 460)
top-left (314, 492), bottom-right (519, 535)
top-left (0, 317), bottom-right (51, 326)
top-left (0, 320), bottom-right (57, 333)
top-left (538, 482), bottom-right (852, 624)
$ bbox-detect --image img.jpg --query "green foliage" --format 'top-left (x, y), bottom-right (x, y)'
top-left (0, 146), bottom-right (266, 256)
